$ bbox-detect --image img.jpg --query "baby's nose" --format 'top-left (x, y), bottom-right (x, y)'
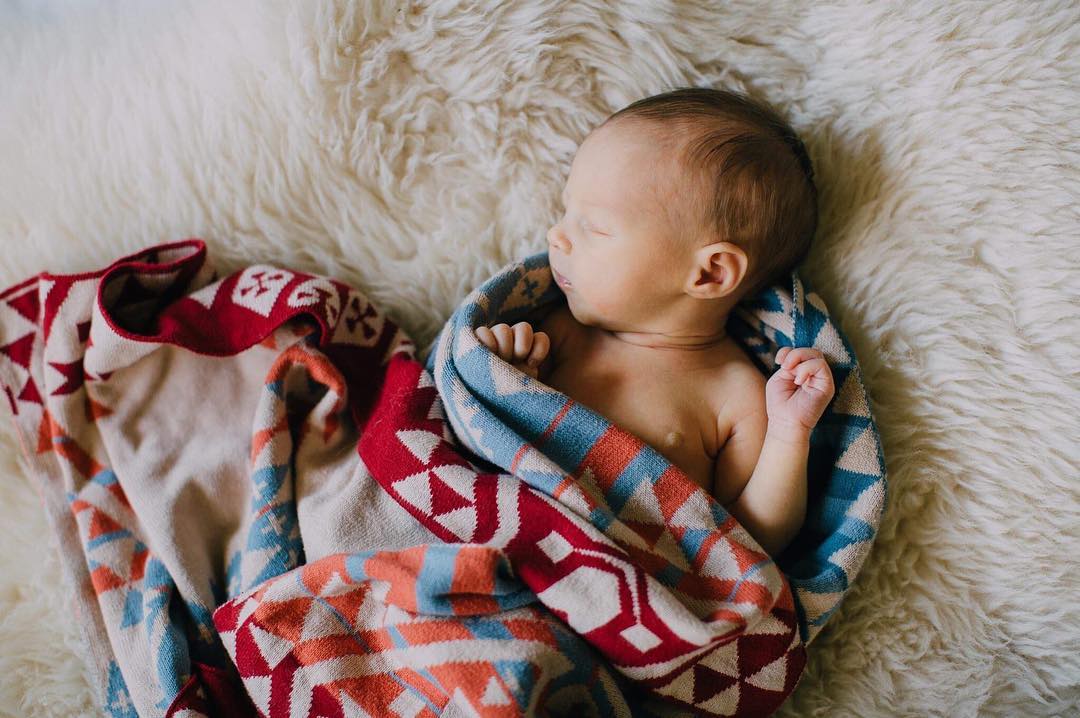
top-left (547, 225), bottom-right (571, 253)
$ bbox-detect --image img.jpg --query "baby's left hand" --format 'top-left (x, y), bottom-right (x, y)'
top-left (765, 347), bottom-right (835, 439)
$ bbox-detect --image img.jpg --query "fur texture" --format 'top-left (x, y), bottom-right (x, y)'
top-left (1, 1), bottom-right (1077, 716)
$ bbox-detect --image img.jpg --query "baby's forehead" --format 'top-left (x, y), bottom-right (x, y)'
top-left (577, 122), bottom-right (696, 199)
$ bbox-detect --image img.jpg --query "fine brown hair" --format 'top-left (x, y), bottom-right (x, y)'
top-left (601, 87), bottom-right (818, 298)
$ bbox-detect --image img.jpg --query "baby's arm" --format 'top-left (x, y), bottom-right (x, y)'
top-left (716, 347), bottom-right (835, 556)
top-left (722, 416), bottom-right (809, 557)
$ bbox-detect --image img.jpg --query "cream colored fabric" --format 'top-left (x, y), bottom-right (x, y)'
top-left (1, 1), bottom-right (1077, 716)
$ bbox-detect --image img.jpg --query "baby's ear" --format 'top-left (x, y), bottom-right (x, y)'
top-left (684, 242), bottom-right (748, 300)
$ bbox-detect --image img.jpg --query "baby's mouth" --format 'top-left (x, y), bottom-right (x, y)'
top-left (552, 268), bottom-right (573, 290)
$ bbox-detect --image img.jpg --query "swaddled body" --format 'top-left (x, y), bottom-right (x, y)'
top-left (535, 299), bottom-right (763, 507)
top-left (477, 88), bottom-right (834, 556)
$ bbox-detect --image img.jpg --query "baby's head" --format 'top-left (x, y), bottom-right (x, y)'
top-left (547, 87), bottom-right (817, 336)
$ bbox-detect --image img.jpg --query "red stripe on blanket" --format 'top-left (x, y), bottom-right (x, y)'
top-left (537, 399), bottom-right (573, 446)
top-left (513, 398), bottom-right (575, 474)
top-left (365, 546), bottom-right (426, 613)
top-left (575, 425), bottom-right (643, 491)
top-left (653, 465), bottom-right (699, 524)
top-left (397, 619), bottom-right (474, 646)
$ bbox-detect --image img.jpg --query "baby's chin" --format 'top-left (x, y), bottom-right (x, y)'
top-left (563, 294), bottom-right (619, 331)
top-left (562, 293), bottom-right (594, 326)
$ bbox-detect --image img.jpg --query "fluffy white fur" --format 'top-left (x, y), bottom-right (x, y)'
top-left (1, 1), bottom-right (1077, 716)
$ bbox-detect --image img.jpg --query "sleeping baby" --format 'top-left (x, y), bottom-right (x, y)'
top-left (475, 87), bottom-right (834, 557)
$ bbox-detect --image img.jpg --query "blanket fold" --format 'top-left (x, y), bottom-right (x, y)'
top-left (0, 240), bottom-right (886, 718)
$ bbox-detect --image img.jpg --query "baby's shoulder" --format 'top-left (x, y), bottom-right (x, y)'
top-left (712, 346), bottom-right (768, 423)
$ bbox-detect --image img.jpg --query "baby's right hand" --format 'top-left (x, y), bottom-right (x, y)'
top-left (474, 322), bottom-right (550, 378)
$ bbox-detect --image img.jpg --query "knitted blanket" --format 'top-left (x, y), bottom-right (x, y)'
top-left (0, 240), bottom-right (885, 717)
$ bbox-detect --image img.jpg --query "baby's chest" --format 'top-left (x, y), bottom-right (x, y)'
top-left (544, 361), bottom-right (723, 491)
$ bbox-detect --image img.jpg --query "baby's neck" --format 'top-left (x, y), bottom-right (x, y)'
top-left (609, 327), bottom-right (729, 351)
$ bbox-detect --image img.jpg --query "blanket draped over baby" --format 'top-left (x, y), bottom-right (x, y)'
top-left (0, 240), bottom-right (885, 718)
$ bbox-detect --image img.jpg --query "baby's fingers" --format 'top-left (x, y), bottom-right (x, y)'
top-left (490, 323), bottom-right (515, 359)
top-left (526, 331), bottom-right (550, 368)
top-left (474, 326), bottom-right (498, 352)
top-left (793, 357), bottom-right (832, 389)
top-left (780, 346), bottom-right (822, 372)
top-left (512, 322), bottom-right (534, 362)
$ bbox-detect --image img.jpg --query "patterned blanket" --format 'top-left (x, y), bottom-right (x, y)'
top-left (0, 240), bottom-right (885, 717)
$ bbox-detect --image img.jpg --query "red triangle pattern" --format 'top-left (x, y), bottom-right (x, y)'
top-left (5, 288), bottom-right (39, 322)
top-left (692, 662), bottom-right (740, 704)
top-left (89, 565), bottom-right (126, 595)
top-left (88, 508), bottom-right (125, 540)
top-left (48, 358), bottom-right (85, 396)
top-left (18, 377), bottom-right (42, 404)
top-left (428, 472), bottom-right (473, 516)
top-left (42, 277), bottom-right (75, 342)
top-left (0, 333), bottom-right (34, 369)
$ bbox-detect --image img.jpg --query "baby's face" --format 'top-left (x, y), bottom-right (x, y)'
top-left (547, 121), bottom-right (697, 332)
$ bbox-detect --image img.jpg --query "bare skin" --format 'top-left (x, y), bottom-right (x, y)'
top-left (475, 119), bottom-right (834, 556)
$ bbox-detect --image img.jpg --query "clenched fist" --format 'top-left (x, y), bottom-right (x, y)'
top-left (474, 322), bottom-right (551, 379)
top-left (766, 346), bottom-right (835, 440)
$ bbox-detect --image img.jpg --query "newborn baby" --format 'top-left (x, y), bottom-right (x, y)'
top-left (475, 88), bottom-right (834, 556)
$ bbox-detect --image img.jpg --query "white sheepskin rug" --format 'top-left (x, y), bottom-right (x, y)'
top-left (1, 1), bottom-right (1077, 715)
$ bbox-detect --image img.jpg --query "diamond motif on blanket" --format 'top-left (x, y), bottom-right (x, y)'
top-left (620, 623), bottom-right (662, 652)
top-left (332, 290), bottom-right (384, 347)
top-left (232, 266), bottom-right (293, 317)
top-left (490, 360), bottom-right (528, 397)
top-left (537, 530), bottom-right (573, 563)
top-left (536, 566), bottom-right (620, 634)
top-left (795, 589), bottom-right (846, 624)
top-left (396, 429), bottom-right (441, 464)
top-left (652, 528), bottom-right (693, 570)
top-left (287, 277), bottom-right (341, 326)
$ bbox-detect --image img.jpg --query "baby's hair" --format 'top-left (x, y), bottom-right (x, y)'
top-left (600, 87), bottom-right (818, 299)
